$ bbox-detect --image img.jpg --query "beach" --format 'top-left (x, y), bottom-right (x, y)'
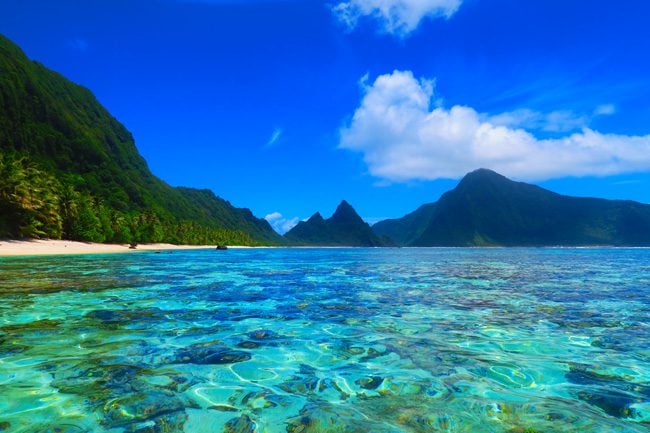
top-left (0, 239), bottom-right (220, 256)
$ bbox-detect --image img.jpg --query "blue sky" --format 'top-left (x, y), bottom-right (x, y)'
top-left (2, 0), bottom-right (650, 233)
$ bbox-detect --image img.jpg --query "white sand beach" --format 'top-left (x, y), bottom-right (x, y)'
top-left (0, 239), bottom-right (219, 256)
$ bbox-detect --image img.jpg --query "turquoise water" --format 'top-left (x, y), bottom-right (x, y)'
top-left (0, 248), bottom-right (649, 433)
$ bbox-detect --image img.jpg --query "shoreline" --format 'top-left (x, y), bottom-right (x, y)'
top-left (2, 240), bottom-right (648, 257)
top-left (0, 239), bottom-right (241, 257)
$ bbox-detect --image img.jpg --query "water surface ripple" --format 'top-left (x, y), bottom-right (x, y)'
top-left (0, 248), bottom-right (649, 432)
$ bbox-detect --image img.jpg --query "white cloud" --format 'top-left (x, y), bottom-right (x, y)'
top-left (332, 0), bottom-right (462, 36)
top-left (339, 70), bottom-right (650, 182)
top-left (594, 104), bottom-right (616, 116)
top-left (488, 103), bottom-right (617, 133)
top-left (265, 127), bottom-right (283, 147)
top-left (265, 212), bottom-right (299, 234)
top-left (488, 109), bottom-right (589, 133)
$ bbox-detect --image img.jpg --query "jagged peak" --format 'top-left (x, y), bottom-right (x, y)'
top-left (307, 212), bottom-right (325, 222)
top-left (337, 199), bottom-right (354, 209)
top-left (331, 200), bottom-right (362, 221)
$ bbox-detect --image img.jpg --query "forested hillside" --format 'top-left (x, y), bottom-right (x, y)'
top-left (0, 34), bottom-right (282, 245)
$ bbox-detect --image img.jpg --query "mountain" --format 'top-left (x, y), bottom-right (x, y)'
top-left (285, 200), bottom-right (390, 246)
top-left (371, 202), bottom-right (438, 246)
top-left (0, 34), bottom-right (283, 245)
top-left (373, 169), bottom-right (650, 246)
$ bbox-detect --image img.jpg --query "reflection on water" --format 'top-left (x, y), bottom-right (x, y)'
top-left (0, 248), bottom-right (649, 432)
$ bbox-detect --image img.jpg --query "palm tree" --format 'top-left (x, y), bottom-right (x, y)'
top-left (59, 184), bottom-right (80, 238)
top-left (0, 153), bottom-right (62, 238)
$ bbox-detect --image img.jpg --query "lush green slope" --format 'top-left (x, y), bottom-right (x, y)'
top-left (0, 34), bottom-right (282, 245)
top-left (372, 202), bottom-right (437, 246)
top-left (285, 200), bottom-right (390, 246)
top-left (374, 169), bottom-right (650, 246)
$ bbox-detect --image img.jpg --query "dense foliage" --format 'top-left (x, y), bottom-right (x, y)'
top-left (0, 152), bottom-right (255, 244)
top-left (0, 35), bottom-right (282, 245)
top-left (285, 200), bottom-right (391, 246)
top-left (374, 169), bottom-right (650, 246)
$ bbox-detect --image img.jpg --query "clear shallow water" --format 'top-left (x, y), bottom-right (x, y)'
top-left (0, 248), bottom-right (649, 433)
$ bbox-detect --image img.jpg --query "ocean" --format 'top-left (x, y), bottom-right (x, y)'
top-left (0, 248), bottom-right (648, 432)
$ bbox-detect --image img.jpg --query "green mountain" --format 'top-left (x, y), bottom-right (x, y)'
top-left (285, 200), bottom-right (390, 246)
top-left (0, 34), bottom-right (282, 245)
top-left (373, 169), bottom-right (650, 246)
top-left (371, 202), bottom-right (438, 246)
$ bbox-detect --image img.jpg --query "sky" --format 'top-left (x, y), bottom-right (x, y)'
top-left (2, 0), bottom-right (650, 233)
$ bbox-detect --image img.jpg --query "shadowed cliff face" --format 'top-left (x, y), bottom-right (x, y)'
top-left (374, 168), bottom-right (650, 246)
top-left (285, 200), bottom-right (390, 246)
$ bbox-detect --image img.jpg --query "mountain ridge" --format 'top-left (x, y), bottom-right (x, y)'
top-left (374, 168), bottom-right (650, 246)
top-left (285, 200), bottom-right (390, 246)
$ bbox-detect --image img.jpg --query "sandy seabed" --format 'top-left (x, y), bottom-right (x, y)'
top-left (0, 239), bottom-right (224, 256)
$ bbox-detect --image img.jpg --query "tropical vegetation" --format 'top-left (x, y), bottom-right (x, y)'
top-left (0, 34), bottom-right (282, 245)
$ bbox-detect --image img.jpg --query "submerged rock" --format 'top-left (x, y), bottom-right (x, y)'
top-left (124, 411), bottom-right (188, 433)
top-left (224, 415), bottom-right (257, 433)
top-left (356, 376), bottom-right (384, 390)
top-left (566, 364), bottom-right (648, 418)
top-left (344, 346), bottom-right (366, 356)
top-left (507, 428), bottom-right (541, 433)
top-left (286, 403), bottom-right (362, 433)
top-left (84, 308), bottom-right (166, 328)
top-left (52, 363), bottom-right (146, 399)
top-left (279, 377), bottom-right (318, 395)
top-left (566, 364), bottom-right (650, 395)
top-left (209, 405), bottom-right (239, 412)
top-left (102, 390), bottom-right (194, 428)
top-left (236, 341), bottom-right (262, 349)
top-left (51, 361), bottom-right (197, 431)
top-left (0, 319), bottom-right (62, 338)
top-left (395, 410), bottom-right (456, 432)
top-left (35, 425), bottom-right (88, 433)
top-left (241, 391), bottom-right (278, 410)
top-left (86, 309), bottom-right (123, 323)
top-left (576, 389), bottom-right (639, 419)
top-left (173, 342), bottom-right (251, 365)
top-left (286, 407), bottom-right (339, 433)
top-left (0, 337), bottom-right (29, 355)
top-left (279, 376), bottom-right (350, 403)
top-left (246, 329), bottom-right (281, 341)
top-left (359, 346), bottom-right (389, 362)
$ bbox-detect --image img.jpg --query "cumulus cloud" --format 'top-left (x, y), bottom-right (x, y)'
top-left (265, 212), bottom-right (299, 234)
top-left (332, 0), bottom-right (462, 36)
top-left (339, 70), bottom-right (650, 182)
